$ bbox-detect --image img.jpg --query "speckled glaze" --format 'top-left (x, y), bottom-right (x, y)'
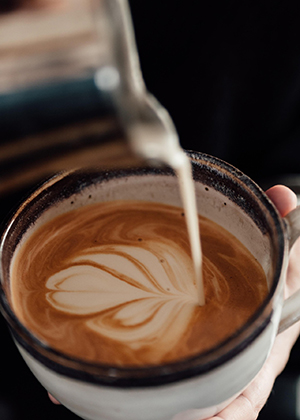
top-left (1, 151), bottom-right (300, 420)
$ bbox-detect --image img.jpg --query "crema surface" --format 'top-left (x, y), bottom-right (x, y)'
top-left (11, 200), bottom-right (267, 366)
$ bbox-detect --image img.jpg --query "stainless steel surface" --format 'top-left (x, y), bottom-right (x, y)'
top-left (0, 0), bottom-right (180, 195)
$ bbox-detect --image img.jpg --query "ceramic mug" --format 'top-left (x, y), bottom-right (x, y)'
top-left (1, 151), bottom-right (300, 420)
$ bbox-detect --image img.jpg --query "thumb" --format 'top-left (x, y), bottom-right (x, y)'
top-left (265, 185), bottom-right (297, 217)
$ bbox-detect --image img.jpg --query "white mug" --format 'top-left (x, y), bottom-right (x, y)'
top-left (1, 151), bottom-right (300, 420)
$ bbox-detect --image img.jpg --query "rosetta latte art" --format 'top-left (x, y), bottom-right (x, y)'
top-left (46, 243), bottom-right (199, 352)
top-left (11, 200), bottom-right (267, 366)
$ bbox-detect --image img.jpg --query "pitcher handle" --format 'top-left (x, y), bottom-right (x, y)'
top-left (278, 205), bottom-right (300, 333)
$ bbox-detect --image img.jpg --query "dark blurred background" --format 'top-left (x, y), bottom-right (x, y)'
top-left (1, 0), bottom-right (300, 419)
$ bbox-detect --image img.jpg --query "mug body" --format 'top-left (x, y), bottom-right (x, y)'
top-left (0, 152), bottom-right (288, 420)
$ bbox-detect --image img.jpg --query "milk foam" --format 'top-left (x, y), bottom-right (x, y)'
top-left (46, 242), bottom-right (198, 349)
top-left (11, 200), bottom-right (267, 365)
top-left (129, 124), bottom-right (204, 305)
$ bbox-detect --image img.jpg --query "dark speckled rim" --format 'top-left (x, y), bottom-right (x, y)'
top-left (0, 152), bottom-right (286, 388)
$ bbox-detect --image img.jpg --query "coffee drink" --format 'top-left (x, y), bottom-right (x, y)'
top-left (11, 199), bottom-right (267, 366)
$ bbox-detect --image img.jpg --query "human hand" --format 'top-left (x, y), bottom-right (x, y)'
top-left (205, 185), bottom-right (300, 420)
top-left (48, 185), bottom-right (300, 420)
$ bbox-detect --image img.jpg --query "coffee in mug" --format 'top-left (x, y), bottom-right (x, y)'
top-left (2, 153), bottom-right (300, 420)
top-left (10, 199), bottom-right (267, 366)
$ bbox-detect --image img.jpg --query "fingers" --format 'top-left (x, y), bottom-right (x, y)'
top-left (205, 394), bottom-right (260, 420)
top-left (47, 183), bottom-right (299, 420)
top-left (266, 185), bottom-right (300, 297)
top-left (205, 323), bottom-right (300, 420)
top-left (265, 185), bottom-right (297, 216)
top-left (205, 184), bottom-right (300, 420)
top-left (205, 374), bottom-right (273, 420)
top-left (48, 392), bottom-right (61, 405)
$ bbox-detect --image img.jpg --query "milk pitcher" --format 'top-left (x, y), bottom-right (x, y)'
top-left (0, 0), bottom-right (178, 195)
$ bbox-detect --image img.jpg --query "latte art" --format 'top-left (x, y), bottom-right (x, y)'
top-left (46, 242), bottom-right (198, 351)
top-left (11, 200), bottom-right (267, 366)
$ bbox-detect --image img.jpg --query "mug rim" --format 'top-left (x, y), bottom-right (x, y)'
top-left (0, 152), bottom-right (286, 387)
